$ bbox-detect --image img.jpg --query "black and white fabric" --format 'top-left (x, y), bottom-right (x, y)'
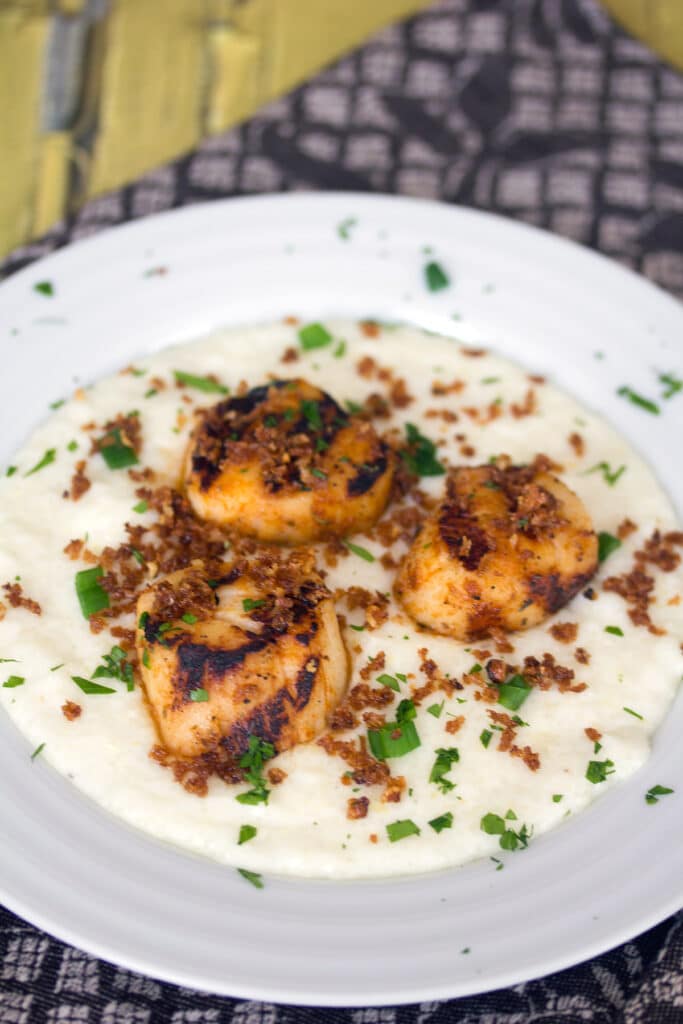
top-left (1, 0), bottom-right (682, 1020)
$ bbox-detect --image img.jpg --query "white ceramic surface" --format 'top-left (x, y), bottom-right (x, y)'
top-left (0, 193), bottom-right (681, 1006)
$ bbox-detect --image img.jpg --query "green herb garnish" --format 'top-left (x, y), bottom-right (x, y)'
top-left (243, 598), bottom-right (265, 612)
top-left (424, 261), bottom-right (450, 292)
top-left (344, 399), bottom-right (362, 414)
top-left (34, 281), bottom-right (54, 297)
top-left (344, 540), bottom-right (375, 562)
top-left (598, 531), bottom-right (621, 562)
top-left (173, 370), bottom-right (228, 394)
top-left (497, 673), bottom-right (532, 711)
top-left (74, 566), bottom-right (110, 618)
top-left (337, 217), bottom-right (357, 240)
top-left (190, 688), bottom-right (209, 702)
top-left (645, 784), bottom-right (674, 805)
top-left (427, 701), bottom-right (444, 718)
top-left (386, 819), bottom-right (421, 842)
top-left (367, 720), bottom-right (420, 760)
top-left (6, 466), bottom-right (17, 477)
top-left (237, 867), bottom-right (264, 889)
top-left (586, 462), bottom-right (626, 486)
top-left (182, 613), bottom-right (198, 624)
top-left (605, 625), bottom-right (624, 636)
top-left (377, 673), bottom-right (400, 692)
top-left (429, 747), bottom-right (460, 793)
top-left (236, 735), bottom-right (275, 805)
top-left (300, 399), bottom-right (322, 429)
top-left (552, 794), bottom-right (563, 803)
top-left (480, 729), bottom-right (493, 748)
top-left (50, 398), bottom-right (65, 410)
top-left (428, 811), bottom-right (454, 833)
top-left (3, 675), bottom-right (25, 688)
top-left (72, 675), bottom-right (116, 695)
top-left (586, 759), bottom-right (615, 784)
top-left (31, 742), bottom-right (45, 760)
top-left (67, 440), bottom-right (78, 452)
top-left (92, 645), bottom-right (135, 691)
top-left (25, 448), bottom-right (56, 477)
top-left (133, 500), bottom-right (148, 514)
top-left (401, 423), bottom-right (445, 477)
top-left (98, 428), bottom-right (138, 470)
top-left (333, 340), bottom-right (347, 358)
top-left (617, 386), bottom-right (660, 415)
top-left (298, 323), bottom-right (333, 351)
top-left (659, 372), bottom-right (682, 399)
top-left (623, 706), bottom-right (643, 720)
top-left (238, 824), bottom-right (257, 845)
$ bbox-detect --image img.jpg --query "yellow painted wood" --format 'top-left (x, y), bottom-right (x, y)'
top-left (0, 8), bottom-right (47, 255)
top-left (602, 0), bottom-right (683, 71)
top-left (89, 0), bottom-right (205, 194)
top-left (33, 133), bottom-right (71, 236)
top-left (206, 26), bottom-right (262, 135)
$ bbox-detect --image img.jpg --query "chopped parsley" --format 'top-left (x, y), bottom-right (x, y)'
top-left (237, 867), bottom-right (264, 889)
top-left (586, 759), bottom-right (615, 784)
top-left (300, 399), bottom-right (322, 429)
top-left (368, 718), bottom-right (420, 760)
top-left (496, 673), bottom-right (532, 711)
top-left (605, 625), bottom-right (624, 637)
top-left (6, 466), bottom-right (17, 477)
top-left (424, 261), bottom-right (450, 292)
top-left (238, 824), bottom-right (257, 845)
top-left (386, 818), bottom-right (420, 842)
top-left (24, 448), bottom-right (56, 477)
top-left (428, 811), bottom-right (454, 833)
top-left (98, 428), bottom-right (138, 470)
top-left (333, 340), bottom-right (347, 358)
top-left (344, 540), bottom-right (375, 562)
top-left (34, 281), bottom-right (54, 297)
top-left (173, 370), bottom-right (228, 394)
top-left (552, 794), bottom-right (563, 803)
top-left (429, 747), bottom-right (460, 794)
top-left (71, 675), bottom-right (116, 695)
top-left (377, 673), bottom-right (400, 692)
top-left (480, 812), bottom-right (531, 851)
top-left (74, 566), bottom-right (110, 619)
top-left (236, 735), bottom-right (275, 805)
top-left (480, 729), bottom-right (493, 748)
top-left (298, 322), bottom-right (333, 351)
top-left (92, 646), bottom-right (135, 691)
top-left (617, 386), bottom-right (660, 415)
top-left (3, 675), bottom-right (25, 688)
top-left (427, 701), bottom-right (444, 718)
top-left (67, 440), bottom-right (78, 452)
top-left (31, 742), bottom-right (45, 761)
top-left (401, 423), bottom-right (445, 477)
top-left (598, 531), bottom-right (621, 562)
top-left (133, 500), bottom-right (148, 514)
top-left (182, 613), bottom-right (198, 624)
top-left (623, 706), bottom-right (643, 720)
top-left (337, 217), bottom-right (357, 240)
top-left (190, 688), bottom-right (209, 702)
top-left (645, 784), bottom-right (674, 805)
top-left (311, 468), bottom-right (327, 480)
top-left (659, 372), bottom-right (682, 399)
top-left (586, 462), bottom-right (626, 486)
top-left (50, 398), bottom-right (65, 410)
top-left (243, 598), bottom-right (265, 612)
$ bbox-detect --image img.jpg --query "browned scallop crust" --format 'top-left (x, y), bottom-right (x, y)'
top-left (136, 560), bottom-right (349, 760)
top-left (395, 459), bottom-right (598, 640)
top-left (184, 378), bottom-right (394, 544)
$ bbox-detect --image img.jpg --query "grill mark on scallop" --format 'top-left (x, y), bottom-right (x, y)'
top-left (438, 501), bottom-right (493, 570)
top-left (347, 451), bottom-right (389, 497)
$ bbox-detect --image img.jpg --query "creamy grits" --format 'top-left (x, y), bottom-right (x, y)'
top-left (0, 320), bottom-right (681, 880)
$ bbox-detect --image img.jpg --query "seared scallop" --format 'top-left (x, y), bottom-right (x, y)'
top-left (395, 457), bottom-right (598, 640)
top-left (184, 378), bottom-right (393, 544)
top-left (136, 553), bottom-right (349, 759)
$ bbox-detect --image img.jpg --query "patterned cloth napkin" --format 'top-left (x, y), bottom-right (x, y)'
top-left (1, 1), bottom-right (682, 1020)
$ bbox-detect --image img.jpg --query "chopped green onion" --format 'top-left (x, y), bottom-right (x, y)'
top-left (243, 598), bottom-right (265, 612)
top-left (386, 818), bottom-right (420, 842)
top-left (586, 759), bottom-right (615, 784)
top-left (182, 613), bottom-right (198, 624)
top-left (585, 462), bottom-right (626, 486)
top-left (395, 698), bottom-right (416, 724)
top-left (75, 566), bottom-right (110, 618)
top-left (49, 663), bottom-right (63, 672)
top-left (617, 386), bottom-right (660, 415)
top-left (598, 531), bottom-right (621, 562)
top-left (6, 466), bottom-right (17, 477)
top-left (173, 370), bottom-right (228, 394)
top-left (237, 867), bottom-right (264, 889)
top-left (72, 675), bottom-right (116, 695)
top-left (25, 448), bottom-right (56, 477)
top-left (427, 701), bottom-right (444, 718)
top-left (428, 811), bottom-right (453, 833)
top-left (133, 500), bottom-right (148, 514)
top-left (344, 540), bottom-right (375, 562)
top-left (401, 423), bottom-right (445, 477)
top-left (497, 673), bottom-right (532, 711)
top-left (238, 824), bottom-right (257, 845)
top-left (659, 372), bottom-right (682, 399)
top-left (377, 673), bottom-right (400, 692)
top-left (605, 625), bottom-right (624, 637)
top-left (333, 340), bottom-right (347, 358)
top-left (348, 624), bottom-right (365, 632)
top-left (30, 742), bottom-right (45, 760)
top-left (480, 729), bottom-right (493, 748)
top-left (429, 747), bottom-right (460, 793)
top-left (91, 645), bottom-right (135, 690)
top-left (298, 323), bottom-right (333, 350)
top-left (98, 428), bottom-right (138, 470)
top-left (367, 719), bottom-right (420, 760)
top-left (50, 398), bottom-right (65, 410)
top-left (190, 688), bottom-right (209, 702)
top-left (0, 658), bottom-right (19, 664)
top-left (311, 468), bottom-right (327, 480)
top-left (3, 675), bottom-right (24, 688)
top-left (645, 784), bottom-right (674, 805)
top-left (552, 794), bottom-right (563, 803)
top-left (34, 281), bottom-right (54, 296)
top-left (424, 261), bottom-right (450, 292)
top-left (623, 706), bottom-right (643, 720)
top-left (67, 440), bottom-right (78, 452)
